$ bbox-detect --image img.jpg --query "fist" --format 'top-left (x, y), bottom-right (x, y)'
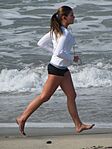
top-left (73, 55), bottom-right (80, 63)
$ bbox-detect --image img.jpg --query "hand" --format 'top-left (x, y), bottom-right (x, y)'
top-left (73, 55), bottom-right (80, 63)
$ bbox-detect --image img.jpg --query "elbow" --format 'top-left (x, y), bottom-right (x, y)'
top-left (54, 53), bottom-right (62, 59)
top-left (37, 40), bottom-right (41, 47)
top-left (55, 52), bottom-right (60, 57)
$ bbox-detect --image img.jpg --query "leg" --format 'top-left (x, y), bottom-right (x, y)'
top-left (60, 71), bottom-right (94, 133)
top-left (16, 74), bottom-right (63, 135)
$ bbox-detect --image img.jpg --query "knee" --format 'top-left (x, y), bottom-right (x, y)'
top-left (39, 93), bottom-right (51, 103)
top-left (67, 92), bottom-right (77, 100)
top-left (72, 92), bottom-right (77, 100)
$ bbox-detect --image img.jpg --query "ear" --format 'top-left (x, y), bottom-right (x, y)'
top-left (64, 16), bottom-right (67, 20)
top-left (62, 15), bottom-right (67, 20)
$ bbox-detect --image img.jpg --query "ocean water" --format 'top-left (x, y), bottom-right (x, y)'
top-left (0, 0), bottom-right (112, 128)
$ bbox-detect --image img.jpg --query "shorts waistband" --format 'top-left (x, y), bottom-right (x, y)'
top-left (49, 63), bottom-right (67, 70)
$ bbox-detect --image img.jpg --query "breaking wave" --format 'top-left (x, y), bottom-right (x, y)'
top-left (0, 62), bottom-right (112, 93)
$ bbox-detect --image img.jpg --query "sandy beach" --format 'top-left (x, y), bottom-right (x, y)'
top-left (0, 0), bottom-right (112, 148)
top-left (0, 125), bottom-right (112, 149)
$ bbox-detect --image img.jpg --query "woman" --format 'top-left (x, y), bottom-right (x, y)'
top-left (16, 6), bottom-right (94, 135)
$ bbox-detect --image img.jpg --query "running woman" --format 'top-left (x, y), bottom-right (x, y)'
top-left (16, 6), bottom-right (94, 135)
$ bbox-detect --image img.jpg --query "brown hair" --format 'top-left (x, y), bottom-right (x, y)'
top-left (50, 6), bottom-right (72, 38)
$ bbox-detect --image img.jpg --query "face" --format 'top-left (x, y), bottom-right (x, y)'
top-left (65, 11), bottom-right (75, 25)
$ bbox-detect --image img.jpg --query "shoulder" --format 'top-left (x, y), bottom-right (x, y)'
top-left (61, 26), bottom-right (69, 36)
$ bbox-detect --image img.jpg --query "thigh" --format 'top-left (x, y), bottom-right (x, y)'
top-left (40, 74), bottom-right (63, 99)
top-left (60, 71), bottom-right (76, 98)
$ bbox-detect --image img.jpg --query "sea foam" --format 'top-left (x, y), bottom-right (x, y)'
top-left (0, 63), bottom-right (112, 93)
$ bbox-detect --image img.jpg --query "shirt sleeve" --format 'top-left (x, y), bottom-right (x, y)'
top-left (37, 32), bottom-right (53, 53)
top-left (53, 33), bottom-right (74, 62)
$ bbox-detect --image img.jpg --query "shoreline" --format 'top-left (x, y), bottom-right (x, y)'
top-left (0, 130), bottom-right (112, 149)
top-left (0, 124), bottom-right (112, 149)
top-left (0, 123), bottom-right (112, 137)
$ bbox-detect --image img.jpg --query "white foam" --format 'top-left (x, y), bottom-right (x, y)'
top-left (0, 62), bottom-right (112, 93)
top-left (72, 63), bottom-right (112, 88)
top-left (66, 0), bottom-right (112, 6)
top-left (0, 8), bottom-right (41, 26)
top-left (0, 122), bottom-right (74, 128)
top-left (0, 66), bottom-right (47, 93)
top-left (0, 122), bottom-right (112, 128)
top-left (0, 52), bottom-right (21, 58)
top-left (1, 8), bottom-right (41, 19)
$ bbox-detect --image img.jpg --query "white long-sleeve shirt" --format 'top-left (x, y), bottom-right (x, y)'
top-left (37, 26), bottom-right (75, 67)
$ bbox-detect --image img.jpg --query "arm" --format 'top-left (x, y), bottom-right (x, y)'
top-left (37, 32), bottom-right (53, 52)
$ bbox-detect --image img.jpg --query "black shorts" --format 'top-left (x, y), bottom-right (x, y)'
top-left (48, 63), bottom-right (69, 76)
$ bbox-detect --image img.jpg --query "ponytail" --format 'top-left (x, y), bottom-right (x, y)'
top-left (50, 6), bottom-right (72, 38)
top-left (50, 12), bottom-right (63, 38)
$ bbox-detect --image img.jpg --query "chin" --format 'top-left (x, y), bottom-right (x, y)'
top-left (71, 20), bottom-right (74, 24)
top-left (71, 21), bottom-right (74, 24)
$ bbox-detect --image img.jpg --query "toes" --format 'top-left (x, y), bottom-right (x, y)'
top-left (19, 124), bottom-right (26, 136)
top-left (20, 131), bottom-right (26, 136)
top-left (16, 118), bottom-right (26, 136)
top-left (90, 124), bottom-right (95, 129)
top-left (76, 123), bottom-right (95, 133)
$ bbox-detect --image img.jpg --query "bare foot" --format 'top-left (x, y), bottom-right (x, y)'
top-left (16, 117), bottom-right (26, 136)
top-left (76, 123), bottom-right (95, 133)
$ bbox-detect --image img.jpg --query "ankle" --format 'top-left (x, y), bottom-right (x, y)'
top-left (75, 122), bottom-right (82, 128)
top-left (17, 115), bottom-right (26, 123)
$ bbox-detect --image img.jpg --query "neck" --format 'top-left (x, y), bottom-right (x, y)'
top-left (61, 22), bottom-right (69, 28)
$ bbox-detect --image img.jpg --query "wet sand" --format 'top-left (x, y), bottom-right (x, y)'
top-left (0, 126), bottom-right (112, 149)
